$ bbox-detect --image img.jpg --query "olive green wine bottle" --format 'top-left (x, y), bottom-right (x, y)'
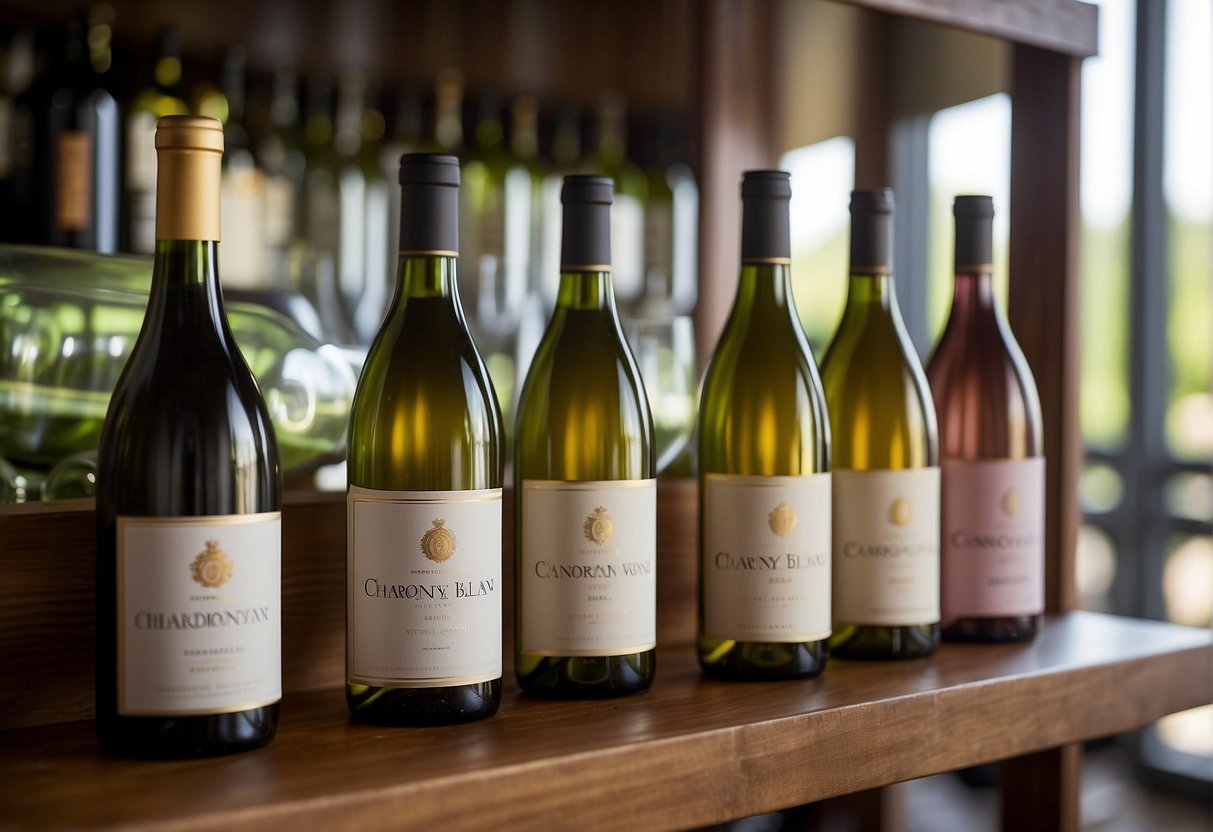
top-left (346, 154), bottom-right (504, 725)
top-left (821, 188), bottom-right (940, 660)
top-left (96, 115), bottom-right (282, 758)
top-left (697, 170), bottom-right (832, 680)
top-left (514, 175), bottom-right (656, 698)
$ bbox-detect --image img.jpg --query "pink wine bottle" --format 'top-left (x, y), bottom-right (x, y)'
top-left (928, 195), bottom-right (1044, 642)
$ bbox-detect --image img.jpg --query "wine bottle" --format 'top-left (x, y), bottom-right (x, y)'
top-left (346, 154), bottom-right (503, 725)
top-left (589, 92), bottom-right (647, 308)
top-left (95, 115), bottom-right (282, 757)
top-left (821, 188), bottom-right (940, 660)
top-left (19, 12), bottom-right (119, 252)
top-left (124, 27), bottom-right (188, 254)
top-left (214, 46), bottom-right (267, 289)
top-left (697, 170), bottom-right (831, 680)
top-left (514, 175), bottom-right (657, 698)
top-left (927, 195), bottom-right (1044, 642)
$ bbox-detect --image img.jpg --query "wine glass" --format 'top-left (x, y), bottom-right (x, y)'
top-left (625, 314), bottom-right (698, 475)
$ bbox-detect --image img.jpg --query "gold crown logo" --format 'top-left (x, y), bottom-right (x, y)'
top-left (1000, 488), bottom-right (1020, 518)
top-left (191, 540), bottom-right (234, 588)
top-left (421, 518), bottom-right (457, 562)
top-left (583, 506), bottom-right (615, 546)
top-left (768, 501), bottom-right (797, 539)
top-left (889, 497), bottom-right (913, 527)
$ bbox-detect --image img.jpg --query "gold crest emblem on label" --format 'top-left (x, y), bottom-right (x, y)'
top-left (583, 506), bottom-right (615, 545)
top-left (1000, 488), bottom-right (1020, 518)
top-left (767, 501), bottom-right (797, 538)
top-left (889, 497), bottom-right (913, 527)
top-left (191, 539), bottom-right (234, 588)
top-left (420, 518), bottom-right (457, 562)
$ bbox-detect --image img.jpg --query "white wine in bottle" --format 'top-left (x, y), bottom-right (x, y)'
top-left (96, 115), bottom-right (282, 757)
top-left (697, 170), bottom-right (831, 680)
top-left (514, 175), bottom-right (657, 698)
top-left (821, 188), bottom-right (941, 660)
top-left (346, 154), bottom-right (503, 725)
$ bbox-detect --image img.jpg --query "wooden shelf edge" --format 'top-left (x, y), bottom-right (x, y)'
top-left (832, 0), bottom-right (1099, 57)
top-left (2, 612), bottom-right (1209, 831)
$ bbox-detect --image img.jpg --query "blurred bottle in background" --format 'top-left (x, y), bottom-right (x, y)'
top-left (124, 26), bottom-right (187, 254)
top-left (11, 10), bottom-right (119, 253)
top-left (590, 91), bottom-right (647, 309)
top-left (258, 64), bottom-right (308, 288)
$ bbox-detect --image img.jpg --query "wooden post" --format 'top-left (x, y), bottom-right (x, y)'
top-left (1003, 41), bottom-right (1086, 832)
top-left (695, 0), bottom-right (779, 367)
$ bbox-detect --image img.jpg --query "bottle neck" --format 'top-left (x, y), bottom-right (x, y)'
top-left (555, 270), bottom-right (619, 314)
top-left (733, 263), bottom-right (796, 321)
top-left (399, 255), bottom-right (460, 303)
top-left (846, 271), bottom-right (898, 308)
top-left (147, 240), bottom-right (225, 327)
top-left (950, 269), bottom-right (998, 310)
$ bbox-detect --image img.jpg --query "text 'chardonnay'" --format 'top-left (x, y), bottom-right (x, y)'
top-left (96, 115), bottom-right (282, 758)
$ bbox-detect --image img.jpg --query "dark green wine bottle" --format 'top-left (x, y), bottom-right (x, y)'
top-left (514, 175), bottom-right (656, 698)
top-left (821, 189), bottom-right (940, 660)
top-left (697, 170), bottom-right (832, 680)
top-left (95, 115), bottom-right (282, 758)
top-left (346, 154), bottom-right (503, 725)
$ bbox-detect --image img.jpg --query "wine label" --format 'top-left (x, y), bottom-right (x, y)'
top-left (56, 130), bottom-right (91, 231)
top-left (348, 487), bottom-right (502, 688)
top-left (520, 479), bottom-right (657, 656)
top-left (941, 458), bottom-right (1045, 619)
top-left (702, 473), bottom-right (831, 643)
top-left (832, 468), bottom-right (940, 626)
top-left (116, 512), bottom-right (281, 716)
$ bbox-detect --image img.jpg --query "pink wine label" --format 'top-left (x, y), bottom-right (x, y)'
top-left (941, 457), bottom-right (1045, 619)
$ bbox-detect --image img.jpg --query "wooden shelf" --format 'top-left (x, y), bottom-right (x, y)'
top-left (1, 612), bottom-right (1208, 831)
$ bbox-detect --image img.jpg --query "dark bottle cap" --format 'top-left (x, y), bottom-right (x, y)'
top-left (740, 170), bottom-right (792, 263)
top-left (560, 175), bottom-right (613, 271)
top-left (953, 194), bottom-right (994, 272)
top-left (398, 153), bottom-right (459, 256)
top-left (849, 188), bottom-right (895, 274)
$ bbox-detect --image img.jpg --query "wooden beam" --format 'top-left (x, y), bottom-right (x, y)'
top-left (695, 0), bottom-right (780, 366)
top-left (831, 0), bottom-right (1099, 58)
top-left (1008, 44), bottom-right (1084, 615)
top-left (1001, 745), bottom-right (1083, 832)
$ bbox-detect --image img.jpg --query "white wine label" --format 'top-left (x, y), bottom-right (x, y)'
top-left (703, 473), bottom-right (832, 642)
top-left (832, 468), bottom-right (940, 626)
top-left (348, 487), bottom-right (502, 688)
top-left (941, 457), bottom-right (1045, 619)
top-left (520, 479), bottom-right (657, 656)
top-left (117, 512), bottom-right (281, 716)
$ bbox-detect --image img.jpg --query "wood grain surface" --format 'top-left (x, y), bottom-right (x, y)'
top-left (0, 612), bottom-right (1207, 832)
